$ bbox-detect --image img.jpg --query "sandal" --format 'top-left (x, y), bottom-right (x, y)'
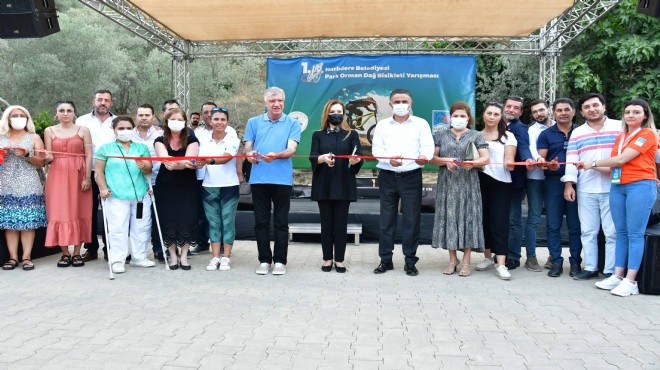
top-left (21, 259), bottom-right (34, 271)
top-left (459, 263), bottom-right (471, 277)
top-left (57, 255), bottom-right (72, 268)
top-left (2, 258), bottom-right (18, 270)
top-left (71, 255), bottom-right (85, 267)
top-left (443, 261), bottom-right (458, 275)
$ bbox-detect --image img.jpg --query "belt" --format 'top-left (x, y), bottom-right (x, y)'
top-left (381, 168), bottom-right (421, 177)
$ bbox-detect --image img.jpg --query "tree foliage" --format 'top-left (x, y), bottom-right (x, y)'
top-left (0, 0), bottom-right (265, 134)
top-left (560, 0), bottom-right (660, 116)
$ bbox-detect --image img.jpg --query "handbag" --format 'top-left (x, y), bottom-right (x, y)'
top-left (465, 141), bottom-right (480, 161)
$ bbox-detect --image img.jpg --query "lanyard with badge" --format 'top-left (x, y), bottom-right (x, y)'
top-left (611, 128), bottom-right (641, 184)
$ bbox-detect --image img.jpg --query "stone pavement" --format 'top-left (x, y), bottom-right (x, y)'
top-left (0, 241), bottom-right (658, 370)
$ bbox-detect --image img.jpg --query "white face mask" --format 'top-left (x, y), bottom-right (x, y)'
top-left (10, 117), bottom-right (27, 130)
top-left (116, 130), bottom-right (133, 142)
top-left (392, 104), bottom-right (410, 117)
top-left (450, 117), bottom-right (469, 130)
top-left (168, 119), bottom-right (185, 132)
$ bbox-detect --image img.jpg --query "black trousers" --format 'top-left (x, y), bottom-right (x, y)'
top-left (317, 200), bottom-right (351, 262)
top-left (479, 171), bottom-right (512, 256)
top-left (196, 180), bottom-right (210, 248)
top-left (251, 184), bottom-right (291, 265)
top-left (86, 171), bottom-right (106, 253)
top-left (378, 169), bottom-right (422, 266)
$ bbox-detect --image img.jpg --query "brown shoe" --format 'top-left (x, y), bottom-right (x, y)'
top-left (82, 252), bottom-right (98, 262)
top-left (544, 256), bottom-right (553, 269)
top-left (524, 256), bottom-right (542, 272)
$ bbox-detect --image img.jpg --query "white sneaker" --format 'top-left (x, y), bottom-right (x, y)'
top-left (256, 263), bottom-right (270, 275)
top-left (476, 259), bottom-right (495, 271)
top-left (610, 278), bottom-right (639, 297)
top-left (595, 275), bottom-right (623, 290)
top-left (206, 257), bottom-right (221, 271)
top-left (112, 262), bottom-right (125, 273)
top-left (130, 258), bottom-right (156, 268)
top-left (219, 257), bottom-right (231, 271)
top-left (272, 263), bottom-right (286, 275)
top-left (495, 264), bottom-right (511, 280)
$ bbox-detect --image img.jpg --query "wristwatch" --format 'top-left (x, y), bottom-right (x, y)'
top-left (210, 158), bottom-right (216, 165)
top-left (591, 160), bottom-right (597, 168)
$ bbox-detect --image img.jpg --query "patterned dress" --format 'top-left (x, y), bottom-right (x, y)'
top-left (0, 134), bottom-right (48, 230)
top-left (431, 127), bottom-right (486, 252)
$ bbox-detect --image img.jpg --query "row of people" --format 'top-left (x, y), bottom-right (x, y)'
top-left (0, 88), bottom-right (656, 298)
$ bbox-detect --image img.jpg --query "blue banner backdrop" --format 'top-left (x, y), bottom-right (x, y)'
top-left (266, 55), bottom-right (476, 169)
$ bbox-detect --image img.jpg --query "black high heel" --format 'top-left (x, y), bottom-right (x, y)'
top-left (334, 263), bottom-right (347, 273)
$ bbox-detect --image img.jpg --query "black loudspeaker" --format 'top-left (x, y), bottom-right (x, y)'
top-left (638, 0), bottom-right (660, 17)
top-left (640, 225), bottom-right (660, 295)
top-left (0, 0), bottom-right (60, 39)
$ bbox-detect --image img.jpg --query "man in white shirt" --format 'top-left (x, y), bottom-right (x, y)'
top-left (371, 89), bottom-right (435, 276)
top-left (78, 89), bottom-right (115, 262)
top-left (563, 93), bottom-right (621, 280)
top-left (524, 99), bottom-right (554, 271)
top-left (132, 104), bottom-right (165, 261)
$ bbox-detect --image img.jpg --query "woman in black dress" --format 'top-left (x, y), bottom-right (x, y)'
top-left (154, 108), bottom-right (199, 270)
top-left (309, 99), bottom-right (363, 273)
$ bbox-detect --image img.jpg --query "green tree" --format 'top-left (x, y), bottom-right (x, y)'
top-left (560, 0), bottom-right (660, 117)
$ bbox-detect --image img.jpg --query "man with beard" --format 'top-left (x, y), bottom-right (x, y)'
top-left (523, 99), bottom-right (554, 272)
top-left (78, 89), bottom-right (116, 261)
top-left (537, 98), bottom-right (583, 278)
top-left (563, 93), bottom-right (621, 280)
top-left (189, 112), bottom-right (201, 129)
top-left (132, 104), bottom-right (165, 261)
top-left (501, 97), bottom-right (533, 270)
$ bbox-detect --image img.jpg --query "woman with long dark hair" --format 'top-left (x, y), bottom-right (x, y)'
top-left (579, 99), bottom-right (658, 296)
top-left (44, 100), bottom-right (93, 268)
top-left (475, 102), bottom-right (517, 279)
top-left (309, 99), bottom-right (362, 272)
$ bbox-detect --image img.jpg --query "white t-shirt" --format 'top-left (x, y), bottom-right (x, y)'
top-left (198, 135), bottom-right (240, 187)
top-left (527, 121), bottom-right (554, 180)
top-left (482, 131), bottom-right (517, 183)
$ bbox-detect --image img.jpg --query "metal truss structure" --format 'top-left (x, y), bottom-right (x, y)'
top-left (78, 0), bottom-right (621, 110)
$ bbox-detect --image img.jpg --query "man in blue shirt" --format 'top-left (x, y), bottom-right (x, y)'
top-left (536, 98), bottom-right (583, 278)
top-left (244, 87), bottom-right (302, 276)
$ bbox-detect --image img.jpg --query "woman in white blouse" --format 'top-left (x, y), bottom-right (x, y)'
top-left (195, 108), bottom-right (241, 271)
top-left (476, 102), bottom-right (517, 280)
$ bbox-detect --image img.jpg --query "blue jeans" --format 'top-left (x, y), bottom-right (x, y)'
top-left (577, 191), bottom-right (616, 273)
top-left (544, 177), bottom-right (582, 265)
top-left (609, 180), bottom-right (656, 270)
top-left (507, 187), bottom-right (525, 261)
top-left (523, 179), bottom-right (544, 258)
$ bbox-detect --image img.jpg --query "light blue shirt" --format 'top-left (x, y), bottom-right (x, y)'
top-left (244, 113), bottom-right (301, 186)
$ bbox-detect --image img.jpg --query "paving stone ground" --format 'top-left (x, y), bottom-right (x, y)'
top-left (0, 240), bottom-right (658, 369)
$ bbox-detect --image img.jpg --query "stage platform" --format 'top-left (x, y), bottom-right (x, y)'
top-left (235, 198), bottom-right (558, 246)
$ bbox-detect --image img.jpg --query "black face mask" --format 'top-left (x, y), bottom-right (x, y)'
top-left (328, 114), bottom-right (343, 125)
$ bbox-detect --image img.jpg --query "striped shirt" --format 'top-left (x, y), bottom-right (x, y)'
top-left (563, 118), bottom-right (622, 193)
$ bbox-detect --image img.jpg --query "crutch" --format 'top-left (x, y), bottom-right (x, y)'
top-left (149, 189), bottom-right (170, 270)
top-left (101, 197), bottom-right (115, 280)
